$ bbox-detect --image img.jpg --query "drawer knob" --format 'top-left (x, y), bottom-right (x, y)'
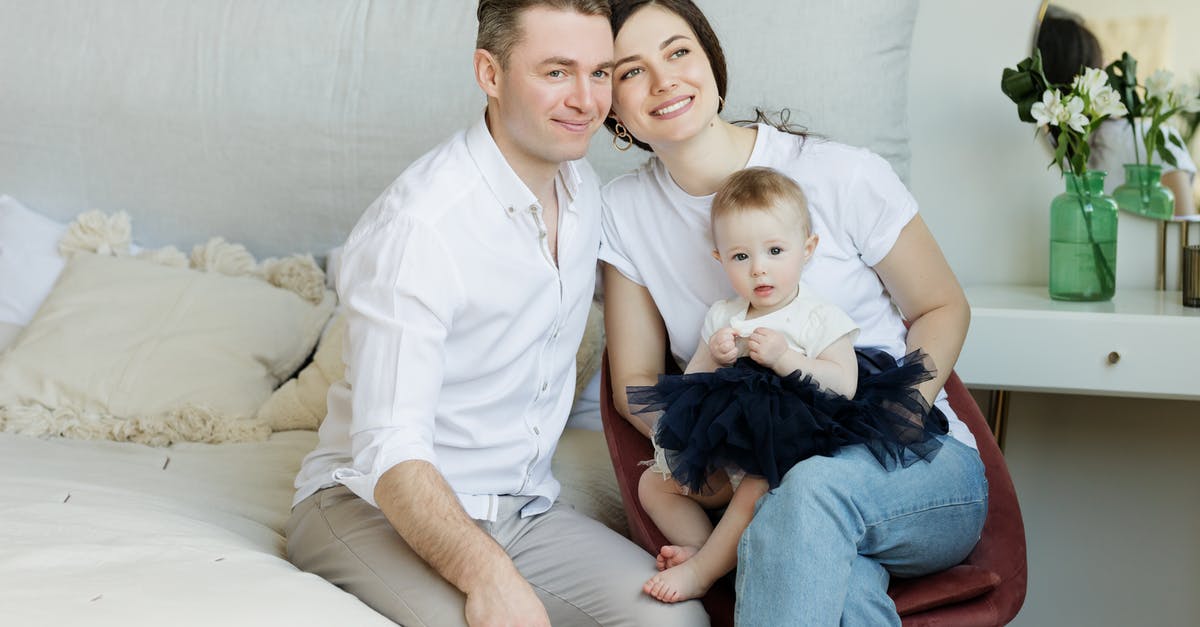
top-left (1106, 351), bottom-right (1120, 364)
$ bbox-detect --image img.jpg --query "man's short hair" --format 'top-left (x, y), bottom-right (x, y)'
top-left (711, 167), bottom-right (812, 242)
top-left (477, 0), bottom-right (611, 68)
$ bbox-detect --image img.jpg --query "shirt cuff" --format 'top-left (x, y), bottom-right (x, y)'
top-left (332, 433), bottom-right (437, 508)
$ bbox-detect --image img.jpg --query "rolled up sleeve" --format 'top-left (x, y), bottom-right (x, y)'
top-left (331, 213), bottom-right (464, 507)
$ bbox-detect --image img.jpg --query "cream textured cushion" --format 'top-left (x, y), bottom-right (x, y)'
top-left (256, 313), bottom-right (347, 432)
top-left (552, 427), bottom-right (628, 537)
top-left (0, 253), bottom-right (334, 445)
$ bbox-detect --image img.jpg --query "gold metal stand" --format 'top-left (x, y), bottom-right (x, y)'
top-left (1158, 221), bottom-right (1168, 290)
top-left (986, 389), bottom-right (1010, 452)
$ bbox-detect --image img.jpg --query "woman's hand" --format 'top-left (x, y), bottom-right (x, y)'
top-left (746, 328), bottom-right (788, 368)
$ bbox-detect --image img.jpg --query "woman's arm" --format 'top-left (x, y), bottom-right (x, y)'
top-left (603, 262), bottom-right (669, 438)
top-left (872, 215), bottom-right (971, 405)
top-left (1163, 170), bottom-right (1196, 217)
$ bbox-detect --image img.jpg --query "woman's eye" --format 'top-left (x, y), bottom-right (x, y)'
top-left (619, 67), bottom-right (643, 80)
top-left (670, 48), bottom-right (689, 59)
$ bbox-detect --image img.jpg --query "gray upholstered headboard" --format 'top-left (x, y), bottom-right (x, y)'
top-left (0, 0), bottom-right (916, 258)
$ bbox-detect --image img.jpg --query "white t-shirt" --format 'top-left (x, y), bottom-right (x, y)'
top-left (600, 124), bottom-right (975, 448)
top-left (701, 281), bottom-right (859, 362)
top-left (1090, 118), bottom-right (1197, 195)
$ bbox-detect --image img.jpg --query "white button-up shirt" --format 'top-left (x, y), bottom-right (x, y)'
top-left (294, 115), bottom-right (601, 520)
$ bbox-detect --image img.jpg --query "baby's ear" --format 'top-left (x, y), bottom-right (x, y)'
top-left (803, 233), bottom-right (819, 259)
top-left (711, 249), bottom-right (721, 262)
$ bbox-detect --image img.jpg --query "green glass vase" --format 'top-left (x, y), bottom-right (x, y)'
top-left (1112, 163), bottom-right (1174, 220)
top-left (1049, 171), bottom-right (1118, 302)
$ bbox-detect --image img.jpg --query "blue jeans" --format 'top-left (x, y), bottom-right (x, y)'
top-left (734, 436), bottom-right (988, 626)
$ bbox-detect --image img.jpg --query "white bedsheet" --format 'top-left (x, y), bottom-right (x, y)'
top-left (0, 431), bottom-right (393, 626)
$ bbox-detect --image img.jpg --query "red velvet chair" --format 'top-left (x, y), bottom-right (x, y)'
top-left (600, 351), bottom-right (1027, 625)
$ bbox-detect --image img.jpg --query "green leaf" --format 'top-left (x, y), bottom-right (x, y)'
top-left (1158, 144), bottom-right (1179, 167)
top-left (1001, 52), bottom-right (1050, 124)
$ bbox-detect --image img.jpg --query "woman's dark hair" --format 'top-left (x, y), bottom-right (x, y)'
top-left (603, 0), bottom-right (810, 153)
top-left (1036, 14), bottom-right (1103, 87)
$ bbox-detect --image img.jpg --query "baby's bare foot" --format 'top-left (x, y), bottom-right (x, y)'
top-left (655, 544), bottom-right (698, 571)
top-left (643, 561), bottom-right (712, 603)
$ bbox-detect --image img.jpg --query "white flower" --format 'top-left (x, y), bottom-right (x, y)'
top-left (1060, 95), bottom-right (1088, 133)
top-left (1072, 67), bottom-right (1109, 100)
top-left (1145, 69), bottom-right (1174, 102)
top-left (1090, 86), bottom-right (1128, 118)
top-left (1171, 82), bottom-right (1200, 113)
top-left (1031, 89), bottom-right (1064, 127)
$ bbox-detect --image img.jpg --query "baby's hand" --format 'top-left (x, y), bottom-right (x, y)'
top-left (747, 328), bottom-right (788, 368)
top-left (708, 327), bottom-right (740, 366)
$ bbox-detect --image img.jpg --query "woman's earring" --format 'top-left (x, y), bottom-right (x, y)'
top-left (718, 96), bottom-right (726, 112)
top-left (613, 122), bottom-right (633, 152)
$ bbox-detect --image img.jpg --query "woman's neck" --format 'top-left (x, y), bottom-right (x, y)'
top-left (653, 119), bottom-right (758, 197)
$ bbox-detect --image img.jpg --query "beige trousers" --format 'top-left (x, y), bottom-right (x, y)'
top-left (287, 485), bottom-right (710, 627)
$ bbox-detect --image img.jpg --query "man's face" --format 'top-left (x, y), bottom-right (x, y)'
top-left (486, 8), bottom-right (614, 175)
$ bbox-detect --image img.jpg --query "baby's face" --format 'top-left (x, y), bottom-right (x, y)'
top-left (712, 207), bottom-right (817, 316)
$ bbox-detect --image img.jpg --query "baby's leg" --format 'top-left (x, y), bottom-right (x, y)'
top-left (645, 475), bottom-right (769, 603)
top-left (637, 467), bottom-right (725, 558)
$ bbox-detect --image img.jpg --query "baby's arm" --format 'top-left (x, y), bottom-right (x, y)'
top-left (747, 329), bottom-right (859, 397)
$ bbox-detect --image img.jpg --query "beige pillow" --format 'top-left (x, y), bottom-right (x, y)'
top-left (258, 301), bottom-right (606, 431)
top-left (552, 427), bottom-right (627, 537)
top-left (0, 253), bottom-right (334, 445)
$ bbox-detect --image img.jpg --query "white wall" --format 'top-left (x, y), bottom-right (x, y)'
top-left (911, 2), bottom-right (1200, 625)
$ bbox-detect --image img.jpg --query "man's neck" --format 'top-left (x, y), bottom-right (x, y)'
top-left (653, 120), bottom-right (758, 197)
top-left (485, 108), bottom-right (560, 208)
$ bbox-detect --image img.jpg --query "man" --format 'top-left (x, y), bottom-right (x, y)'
top-left (287, 2), bottom-right (709, 626)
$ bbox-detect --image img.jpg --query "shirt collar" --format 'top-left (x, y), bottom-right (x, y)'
top-left (465, 111), bottom-right (583, 221)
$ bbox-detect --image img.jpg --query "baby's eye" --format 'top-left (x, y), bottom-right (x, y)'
top-left (733, 253), bottom-right (748, 261)
top-left (770, 247), bottom-right (783, 255)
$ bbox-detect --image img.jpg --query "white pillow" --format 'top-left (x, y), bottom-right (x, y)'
top-left (0, 253), bottom-right (334, 446)
top-left (0, 195), bottom-right (66, 326)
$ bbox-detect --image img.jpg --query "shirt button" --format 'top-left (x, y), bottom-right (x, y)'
top-left (533, 426), bottom-right (541, 435)
top-left (541, 381), bottom-right (548, 392)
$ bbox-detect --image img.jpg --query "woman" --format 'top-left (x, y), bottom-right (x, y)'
top-left (598, 1), bottom-right (988, 624)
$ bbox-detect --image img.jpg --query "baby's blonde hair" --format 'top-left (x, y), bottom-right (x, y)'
top-left (710, 167), bottom-right (811, 244)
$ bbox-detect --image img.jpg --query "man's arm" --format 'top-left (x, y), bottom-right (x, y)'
top-left (375, 462), bottom-right (548, 627)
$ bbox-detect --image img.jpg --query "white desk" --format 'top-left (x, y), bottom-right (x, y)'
top-left (957, 285), bottom-right (1200, 446)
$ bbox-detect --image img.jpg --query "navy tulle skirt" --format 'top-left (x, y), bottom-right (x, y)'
top-left (627, 348), bottom-right (949, 492)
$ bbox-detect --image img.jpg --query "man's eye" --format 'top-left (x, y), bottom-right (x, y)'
top-left (548, 70), bottom-right (564, 78)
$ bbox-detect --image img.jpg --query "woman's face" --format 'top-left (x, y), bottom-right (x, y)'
top-left (611, 5), bottom-right (721, 149)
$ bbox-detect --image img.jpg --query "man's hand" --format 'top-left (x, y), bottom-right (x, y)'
top-left (464, 567), bottom-right (550, 627)
top-left (708, 327), bottom-right (740, 366)
top-left (747, 327), bottom-right (789, 368)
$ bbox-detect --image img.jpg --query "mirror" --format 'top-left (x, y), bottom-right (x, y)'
top-left (1032, 0), bottom-right (1200, 214)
